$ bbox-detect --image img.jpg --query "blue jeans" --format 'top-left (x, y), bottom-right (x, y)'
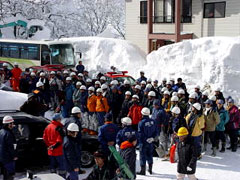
top-left (67, 171), bottom-right (78, 180)
top-left (96, 112), bottom-right (106, 126)
top-left (49, 155), bottom-right (65, 171)
top-left (193, 135), bottom-right (202, 157)
top-left (139, 143), bottom-right (154, 166)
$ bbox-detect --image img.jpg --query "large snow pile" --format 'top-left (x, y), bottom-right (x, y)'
top-left (97, 24), bottom-right (123, 39)
top-left (0, 90), bottom-right (27, 110)
top-left (60, 37), bottom-right (147, 77)
top-left (144, 37), bottom-right (240, 104)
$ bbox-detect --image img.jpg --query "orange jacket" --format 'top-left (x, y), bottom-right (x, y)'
top-left (11, 67), bottom-right (22, 80)
top-left (96, 95), bottom-right (109, 112)
top-left (87, 94), bottom-right (97, 112)
top-left (128, 103), bottom-right (143, 125)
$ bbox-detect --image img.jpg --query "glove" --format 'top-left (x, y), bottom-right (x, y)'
top-left (187, 166), bottom-right (192, 171)
top-left (146, 138), bottom-right (154, 143)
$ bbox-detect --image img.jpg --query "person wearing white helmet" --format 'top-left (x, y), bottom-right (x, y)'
top-left (63, 107), bottom-right (86, 174)
top-left (177, 89), bottom-right (187, 115)
top-left (110, 80), bottom-right (118, 86)
top-left (171, 107), bottom-right (187, 134)
top-left (119, 79), bottom-right (133, 96)
top-left (159, 77), bottom-right (167, 90)
top-left (201, 91), bottom-right (209, 107)
top-left (96, 88), bottom-right (110, 126)
top-left (166, 81), bottom-right (174, 95)
top-left (170, 96), bottom-right (179, 111)
top-left (137, 71), bottom-right (147, 83)
top-left (87, 86), bottom-right (98, 134)
top-left (11, 61), bottom-right (22, 91)
top-left (185, 102), bottom-right (205, 159)
top-left (100, 84), bottom-right (110, 98)
top-left (186, 93), bottom-right (197, 115)
top-left (137, 107), bottom-right (157, 175)
top-left (2, 62), bottom-right (12, 83)
top-left (172, 92), bottom-right (178, 97)
top-left (214, 87), bottom-right (225, 104)
top-left (85, 78), bottom-right (92, 88)
top-left (116, 117), bottom-right (137, 146)
top-left (63, 122), bottom-right (84, 179)
top-left (144, 91), bottom-right (156, 113)
top-left (94, 81), bottom-right (101, 89)
top-left (162, 90), bottom-right (171, 112)
top-left (133, 85), bottom-right (143, 102)
top-left (140, 81), bottom-right (147, 90)
top-left (194, 85), bottom-right (202, 102)
top-left (153, 80), bottom-right (160, 94)
top-left (100, 76), bottom-right (107, 84)
top-left (38, 71), bottom-right (49, 91)
top-left (0, 115), bottom-right (17, 180)
top-left (118, 91), bottom-right (132, 120)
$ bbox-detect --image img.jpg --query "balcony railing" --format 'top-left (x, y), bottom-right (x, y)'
top-left (139, 15), bottom-right (192, 24)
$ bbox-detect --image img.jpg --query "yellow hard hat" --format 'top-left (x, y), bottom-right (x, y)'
top-left (177, 127), bottom-right (189, 137)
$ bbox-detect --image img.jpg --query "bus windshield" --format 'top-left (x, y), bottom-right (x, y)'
top-left (50, 44), bottom-right (75, 66)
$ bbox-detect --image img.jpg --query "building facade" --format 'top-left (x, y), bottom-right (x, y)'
top-left (125, 0), bottom-right (240, 53)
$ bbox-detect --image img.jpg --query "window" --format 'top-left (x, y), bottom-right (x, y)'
top-left (182, 0), bottom-right (192, 23)
top-left (204, 2), bottom-right (226, 18)
top-left (140, 1), bottom-right (147, 23)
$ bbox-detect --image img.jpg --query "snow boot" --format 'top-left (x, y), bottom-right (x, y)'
top-left (211, 147), bottom-right (216, 157)
top-left (203, 144), bottom-right (207, 152)
top-left (220, 142), bottom-right (226, 153)
top-left (232, 143), bottom-right (237, 152)
top-left (216, 141), bottom-right (219, 150)
top-left (137, 166), bottom-right (146, 175)
top-left (148, 164), bottom-right (153, 174)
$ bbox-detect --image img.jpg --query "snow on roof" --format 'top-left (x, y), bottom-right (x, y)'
top-left (144, 36), bottom-right (240, 104)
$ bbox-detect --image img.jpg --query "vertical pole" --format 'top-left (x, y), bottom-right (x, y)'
top-left (148, 0), bottom-right (153, 53)
top-left (175, 0), bottom-right (181, 42)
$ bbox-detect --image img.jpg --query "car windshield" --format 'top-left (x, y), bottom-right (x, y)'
top-left (50, 44), bottom-right (75, 66)
top-left (114, 77), bottom-right (136, 85)
top-left (0, 62), bottom-right (13, 70)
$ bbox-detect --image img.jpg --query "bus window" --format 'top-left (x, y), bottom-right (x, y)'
top-left (41, 45), bottom-right (51, 65)
top-left (9, 44), bottom-right (19, 58)
top-left (50, 44), bottom-right (74, 66)
top-left (28, 44), bottom-right (40, 60)
top-left (2, 43), bottom-right (9, 57)
top-left (20, 45), bottom-right (29, 59)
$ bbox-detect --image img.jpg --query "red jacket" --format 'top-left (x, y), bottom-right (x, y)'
top-left (227, 105), bottom-right (240, 130)
top-left (128, 103), bottom-right (143, 125)
top-left (43, 120), bottom-right (63, 156)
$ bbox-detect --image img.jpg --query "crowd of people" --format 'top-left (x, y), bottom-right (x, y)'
top-left (0, 60), bottom-right (240, 180)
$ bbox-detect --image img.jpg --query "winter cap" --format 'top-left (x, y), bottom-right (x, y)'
top-left (88, 86), bottom-right (95, 92)
top-left (135, 85), bottom-right (141, 90)
top-left (66, 77), bottom-right (72, 81)
top-left (76, 81), bottom-right (82, 86)
top-left (132, 95), bottom-right (139, 99)
top-left (36, 82), bottom-right (44, 88)
top-left (153, 99), bottom-right (161, 106)
top-left (228, 98), bottom-right (234, 104)
top-left (100, 76), bottom-right (106, 81)
top-left (141, 107), bottom-right (150, 116)
top-left (204, 99), bottom-right (212, 105)
top-left (141, 81), bottom-right (146, 85)
top-left (217, 99), bottom-right (224, 105)
top-left (95, 81), bottom-right (101, 85)
top-left (125, 91), bottom-right (131, 96)
top-left (71, 107), bottom-right (81, 114)
top-left (3, 116), bottom-right (14, 124)
top-left (67, 123), bottom-right (79, 132)
top-left (80, 85), bottom-right (86, 90)
top-left (52, 113), bottom-right (61, 121)
top-left (101, 84), bottom-right (108, 90)
top-left (154, 80), bottom-right (158, 83)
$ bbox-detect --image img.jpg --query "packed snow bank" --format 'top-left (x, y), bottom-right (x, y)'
top-left (0, 90), bottom-right (27, 110)
top-left (97, 24), bottom-right (123, 39)
top-left (144, 37), bottom-right (240, 104)
top-left (60, 37), bottom-right (147, 78)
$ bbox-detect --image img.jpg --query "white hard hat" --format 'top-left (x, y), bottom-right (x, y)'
top-left (141, 107), bottom-right (150, 116)
top-left (3, 115), bottom-right (14, 124)
top-left (147, 78), bottom-right (152, 82)
top-left (171, 107), bottom-right (181, 115)
top-left (80, 85), bottom-right (86, 90)
top-left (193, 103), bottom-right (201, 111)
top-left (135, 85), bottom-right (141, 90)
top-left (76, 81), bottom-right (82, 86)
top-left (202, 91), bottom-right (209, 96)
top-left (170, 78), bottom-right (175, 81)
top-left (96, 88), bottom-right (103, 93)
top-left (110, 80), bottom-right (118, 85)
top-left (78, 73), bottom-right (83, 77)
top-left (164, 90), bottom-right (170, 95)
top-left (189, 93), bottom-right (196, 99)
top-left (121, 117), bottom-right (132, 125)
top-left (172, 92), bottom-right (178, 97)
top-left (178, 89), bottom-right (185, 94)
top-left (141, 81), bottom-right (146, 85)
top-left (36, 81), bottom-right (44, 88)
top-left (66, 77), bottom-right (72, 81)
top-left (70, 72), bottom-right (76, 76)
top-left (3, 63), bottom-right (8, 67)
top-left (124, 80), bottom-right (130, 85)
top-left (50, 71), bottom-right (56, 75)
top-left (14, 62), bottom-right (18, 66)
top-left (101, 84), bottom-right (108, 90)
top-left (67, 123), bottom-right (79, 132)
top-left (195, 85), bottom-right (200, 89)
top-left (125, 91), bottom-right (131, 96)
top-left (162, 77), bottom-right (167, 81)
top-left (71, 107), bottom-right (81, 114)
top-left (40, 72), bottom-right (45, 77)
top-left (209, 95), bottom-right (216, 101)
top-left (63, 70), bottom-right (69, 74)
top-left (86, 79), bottom-right (92, 83)
top-left (29, 68), bottom-right (33, 72)
top-left (171, 96), bottom-right (179, 102)
top-left (148, 91), bottom-right (156, 97)
top-left (95, 81), bottom-right (101, 85)
top-left (146, 84), bottom-right (152, 89)
top-left (166, 81), bottom-right (172, 85)
top-left (214, 87), bottom-right (221, 92)
top-left (161, 87), bottom-right (168, 92)
top-left (88, 86), bottom-right (95, 92)
top-left (100, 76), bottom-right (106, 81)
top-left (132, 95), bottom-right (139, 99)
top-left (30, 72), bottom-right (36, 76)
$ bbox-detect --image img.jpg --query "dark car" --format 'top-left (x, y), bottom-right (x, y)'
top-left (0, 110), bottom-right (99, 170)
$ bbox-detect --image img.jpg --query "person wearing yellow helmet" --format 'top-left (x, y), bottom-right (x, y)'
top-left (176, 127), bottom-right (198, 180)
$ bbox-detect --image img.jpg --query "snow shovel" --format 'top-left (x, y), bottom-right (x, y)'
top-left (155, 144), bottom-right (165, 158)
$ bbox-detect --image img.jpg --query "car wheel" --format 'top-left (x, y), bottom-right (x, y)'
top-left (81, 151), bottom-right (94, 168)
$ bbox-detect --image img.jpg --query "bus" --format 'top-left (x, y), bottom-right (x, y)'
top-left (0, 39), bottom-right (76, 69)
